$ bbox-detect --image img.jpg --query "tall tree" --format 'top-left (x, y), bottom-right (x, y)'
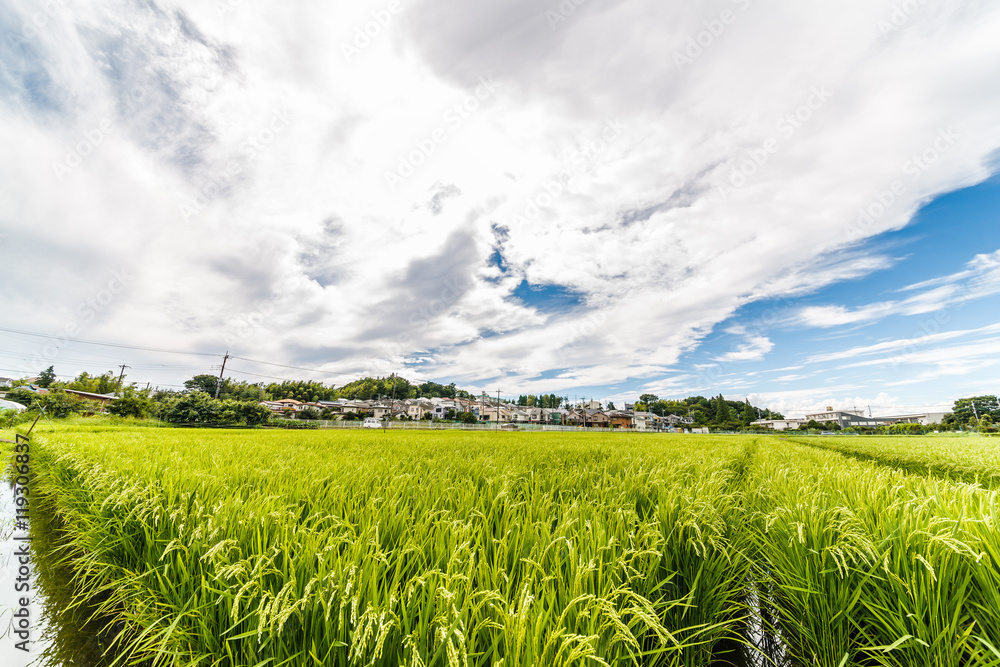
top-left (714, 394), bottom-right (731, 423)
top-left (185, 374), bottom-right (220, 395)
top-left (37, 365), bottom-right (56, 388)
top-left (741, 399), bottom-right (754, 426)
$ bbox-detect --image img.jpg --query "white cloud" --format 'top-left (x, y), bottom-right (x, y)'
top-left (794, 248), bottom-right (1000, 328)
top-left (806, 322), bottom-right (1000, 365)
top-left (713, 335), bottom-right (775, 363)
top-left (1, 0), bottom-right (1000, 395)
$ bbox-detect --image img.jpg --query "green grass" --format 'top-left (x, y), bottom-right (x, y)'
top-left (6, 421), bottom-right (1000, 666)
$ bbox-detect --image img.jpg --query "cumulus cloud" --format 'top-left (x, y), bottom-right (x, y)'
top-left (713, 335), bottom-right (775, 363)
top-left (1, 0), bottom-right (1000, 397)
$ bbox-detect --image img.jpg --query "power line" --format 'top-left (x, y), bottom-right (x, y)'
top-left (228, 355), bottom-right (361, 379)
top-left (0, 325), bottom-right (223, 357)
top-left (0, 351), bottom-right (215, 372)
top-left (225, 367), bottom-right (308, 383)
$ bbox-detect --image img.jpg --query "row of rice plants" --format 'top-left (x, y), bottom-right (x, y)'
top-left (20, 426), bottom-right (758, 666)
top-left (785, 435), bottom-right (1000, 488)
top-left (747, 439), bottom-right (1000, 666)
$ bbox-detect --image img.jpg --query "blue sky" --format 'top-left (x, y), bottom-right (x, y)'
top-left (1, 0), bottom-right (999, 416)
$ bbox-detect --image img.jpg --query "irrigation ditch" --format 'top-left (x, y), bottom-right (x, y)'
top-left (1, 412), bottom-right (123, 667)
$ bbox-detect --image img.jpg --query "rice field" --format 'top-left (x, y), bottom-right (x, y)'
top-left (783, 434), bottom-right (1000, 488)
top-left (4, 423), bottom-right (1000, 666)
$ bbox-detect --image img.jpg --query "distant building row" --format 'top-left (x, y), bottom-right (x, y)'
top-left (261, 397), bottom-right (697, 431)
top-left (752, 408), bottom-right (948, 431)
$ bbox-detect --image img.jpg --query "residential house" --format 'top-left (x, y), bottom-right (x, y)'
top-left (431, 399), bottom-right (460, 419)
top-left (369, 404), bottom-right (392, 419)
top-left (479, 405), bottom-right (512, 422)
top-left (583, 410), bottom-right (610, 428)
top-left (632, 412), bottom-right (660, 431)
top-left (607, 411), bottom-right (633, 429)
top-left (262, 398), bottom-right (304, 414)
top-left (542, 408), bottom-right (565, 424)
top-left (340, 400), bottom-right (371, 414)
top-left (663, 414), bottom-right (694, 427)
top-left (407, 401), bottom-right (435, 420)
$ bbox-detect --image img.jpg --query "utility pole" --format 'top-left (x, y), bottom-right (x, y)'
top-left (115, 365), bottom-right (130, 394)
top-left (972, 399), bottom-right (979, 420)
top-left (384, 374), bottom-right (397, 432)
top-left (214, 352), bottom-right (229, 400)
top-left (496, 388), bottom-right (501, 431)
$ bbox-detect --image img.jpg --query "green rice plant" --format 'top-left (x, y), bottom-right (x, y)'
top-left (788, 435), bottom-right (1000, 488)
top-left (12, 424), bottom-right (757, 666)
top-left (749, 438), bottom-right (1000, 667)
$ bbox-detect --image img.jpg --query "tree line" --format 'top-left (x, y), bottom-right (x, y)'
top-left (5, 367), bottom-right (995, 433)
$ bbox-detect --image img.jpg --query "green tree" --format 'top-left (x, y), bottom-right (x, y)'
top-left (164, 392), bottom-right (219, 423)
top-left (714, 395), bottom-right (731, 424)
top-left (606, 401), bottom-right (616, 411)
top-left (639, 394), bottom-right (659, 406)
top-left (298, 407), bottom-right (321, 420)
top-left (37, 366), bottom-right (56, 388)
top-left (185, 374), bottom-right (221, 395)
top-left (108, 387), bottom-right (155, 419)
top-left (947, 396), bottom-right (1000, 426)
top-left (741, 399), bottom-right (754, 427)
top-left (4, 388), bottom-right (39, 410)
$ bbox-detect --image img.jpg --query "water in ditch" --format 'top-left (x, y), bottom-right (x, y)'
top-left (1, 476), bottom-right (116, 667)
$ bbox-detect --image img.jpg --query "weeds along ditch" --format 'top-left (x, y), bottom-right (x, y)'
top-left (2, 423), bottom-right (1000, 666)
